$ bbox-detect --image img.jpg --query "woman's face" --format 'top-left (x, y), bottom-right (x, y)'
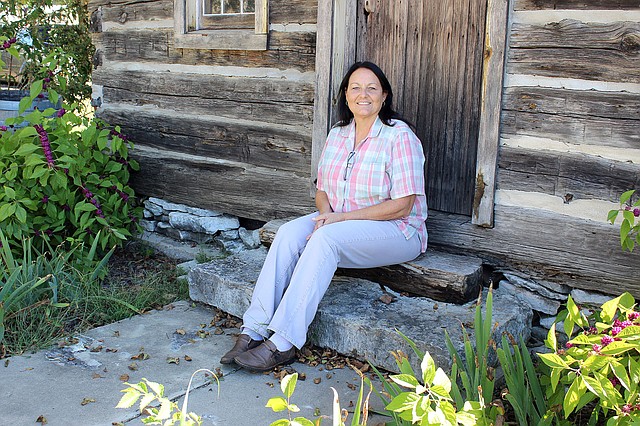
top-left (345, 67), bottom-right (387, 122)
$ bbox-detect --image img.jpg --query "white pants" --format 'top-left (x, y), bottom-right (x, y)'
top-left (242, 212), bottom-right (423, 348)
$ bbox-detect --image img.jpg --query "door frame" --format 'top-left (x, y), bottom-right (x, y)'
top-left (311, 0), bottom-right (510, 227)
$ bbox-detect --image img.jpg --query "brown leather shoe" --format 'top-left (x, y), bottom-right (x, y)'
top-left (234, 340), bottom-right (296, 372)
top-left (220, 334), bottom-right (262, 364)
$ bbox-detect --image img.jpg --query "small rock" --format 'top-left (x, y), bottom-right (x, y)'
top-left (239, 227), bottom-right (261, 249)
top-left (148, 197), bottom-right (188, 214)
top-left (499, 280), bottom-right (561, 315)
top-left (139, 219), bottom-right (157, 232)
top-left (144, 199), bottom-right (164, 216)
top-left (570, 289), bottom-right (612, 308)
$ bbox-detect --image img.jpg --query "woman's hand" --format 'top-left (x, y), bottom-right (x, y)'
top-left (307, 212), bottom-right (345, 240)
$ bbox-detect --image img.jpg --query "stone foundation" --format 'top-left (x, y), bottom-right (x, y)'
top-left (140, 197), bottom-right (262, 254)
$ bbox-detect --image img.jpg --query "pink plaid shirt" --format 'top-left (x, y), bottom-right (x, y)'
top-left (317, 117), bottom-right (428, 252)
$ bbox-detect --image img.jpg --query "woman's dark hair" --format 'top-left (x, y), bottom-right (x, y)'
top-left (334, 61), bottom-right (408, 128)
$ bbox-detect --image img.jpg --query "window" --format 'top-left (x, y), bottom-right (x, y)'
top-left (174, 0), bottom-right (268, 50)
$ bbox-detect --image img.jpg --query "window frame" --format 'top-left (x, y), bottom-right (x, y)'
top-left (174, 0), bottom-right (268, 51)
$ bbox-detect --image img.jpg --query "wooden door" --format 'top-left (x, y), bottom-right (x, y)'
top-left (355, 0), bottom-right (488, 215)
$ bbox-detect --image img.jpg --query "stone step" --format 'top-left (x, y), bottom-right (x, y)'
top-left (259, 218), bottom-right (483, 303)
top-left (188, 248), bottom-right (531, 373)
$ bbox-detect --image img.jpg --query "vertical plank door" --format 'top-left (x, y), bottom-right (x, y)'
top-left (355, 0), bottom-right (488, 215)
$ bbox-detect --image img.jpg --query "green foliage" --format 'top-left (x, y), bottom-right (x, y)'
top-left (0, 228), bottom-right (109, 350)
top-left (539, 293), bottom-right (640, 424)
top-left (497, 335), bottom-right (560, 426)
top-left (608, 190), bottom-right (640, 252)
top-left (1, 236), bottom-right (187, 356)
top-left (384, 350), bottom-right (486, 426)
top-left (0, 75), bottom-right (142, 262)
top-left (445, 289), bottom-right (500, 421)
top-left (0, 0), bottom-right (94, 102)
top-left (267, 370), bottom-right (372, 426)
top-left (117, 370), bottom-right (220, 426)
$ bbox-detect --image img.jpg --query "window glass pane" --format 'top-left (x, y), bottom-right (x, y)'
top-left (224, 0), bottom-right (240, 13)
top-left (203, 0), bottom-right (222, 14)
top-left (243, 0), bottom-right (255, 13)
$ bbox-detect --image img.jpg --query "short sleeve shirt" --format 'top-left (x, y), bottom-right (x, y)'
top-left (317, 117), bottom-right (428, 252)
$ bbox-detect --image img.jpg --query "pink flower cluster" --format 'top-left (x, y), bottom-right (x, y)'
top-left (34, 125), bottom-right (55, 167)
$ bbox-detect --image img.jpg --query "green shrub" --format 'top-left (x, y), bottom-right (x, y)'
top-left (539, 293), bottom-right (640, 425)
top-left (0, 66), bottom-right (142, 260)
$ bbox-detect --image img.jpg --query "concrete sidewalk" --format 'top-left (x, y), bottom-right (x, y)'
top-left (0, 301), bottom-right (387, 426)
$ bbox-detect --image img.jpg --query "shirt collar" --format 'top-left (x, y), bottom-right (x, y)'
top-left (338, 116), bottom-right (385, 141)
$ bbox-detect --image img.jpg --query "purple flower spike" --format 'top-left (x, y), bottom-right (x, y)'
top-left (34, 125), bottom-right (55, 167)
top-left (56, 108), bottom-right (66, 118)
top-left (634, 208), bottom-right (640, 217)
top-left (611, 326), bottom-right (623, 336)
top-left (592, 344), bottom-right (602, 353)
top-left (0, 125), bottom-right (7, 131)
top-left (42, 196), bottom-right (49, 204)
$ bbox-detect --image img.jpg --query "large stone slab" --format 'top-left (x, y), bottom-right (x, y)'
top-left (259, 218), bottom-right (483, 303)
top-left (188, 249), bottom-right (531, 373)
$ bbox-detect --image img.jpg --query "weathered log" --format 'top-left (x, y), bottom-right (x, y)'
top-left (92, 29), bottom-right (316, 72)
top-left (259, 219), bottom-right (483, 303)
top-left (500, 109), bottom-right (640, 149)
top-left (497, 146), bottom-right (640, 203)
top-left (503, 87), bottom-right (640, 121)
top-left (98, 106), bottom-right (311, 174)
top-left (513, 0), bottom-right (640, 10)
top-left (90, 0), bottom-right (318, 25)
top-left (93, 68), bottom-right (314, 105)
top-left (427, 207), bottom-right (640, 298)
top-left (130, 147), bottom-right (315, 221)
top-left (507, 21), bottom-right (640, 84)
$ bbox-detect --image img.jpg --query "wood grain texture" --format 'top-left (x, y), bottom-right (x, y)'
top-left (503, 86), bottom-right (640, 121)
top-left (90, 0), bottom-right (318, 24)
top-left (500, 109), bottom-right (640, 149)
top-left (99, 0), bottom-right (173, 24)
top-left (356, 0), bottom-right (487, 215)
top-left (508, 21), bottom-right (640, 83)
top-left (473, 0), bottom-right (509, 226)
top-left (99, 107), bottom-right (311, 173)
top-left (92, 29), bottom-right (316, 72)
top-left (497, 146), bottom-right (640, 202)
top-left (130, 148), bottom-right (316, 221)
top-left (427, 207), bottom-right (640, 297)
top-left (513, 0), bottom-right (640, 10)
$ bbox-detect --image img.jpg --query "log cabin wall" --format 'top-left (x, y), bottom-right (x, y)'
top-left (428, 0), bottom-right (640, 296)
top-left (87, 0), bottom-right (317, 220)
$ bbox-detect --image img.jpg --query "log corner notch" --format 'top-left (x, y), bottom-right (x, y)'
top-left (472, 0), bottom-right (509, 228)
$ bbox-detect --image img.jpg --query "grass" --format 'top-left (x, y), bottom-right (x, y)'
top-left (1, 239), bottom-right (189, 356)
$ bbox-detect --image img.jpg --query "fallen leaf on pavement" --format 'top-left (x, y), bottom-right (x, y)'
top-left (131, 352), bottom-right (150, 361)
top-left (184, 355), bottom-right (192, 362)
top-left (166, 357), bottom-right (180, 365)
top-left (176, 329), bottom-right (186, 335)
top-left (92, 373), bottom-right (103, 379)
top-left (119, 374), bottom-right (130, 382)
top-left (313, 378), bottom-right (321, 384)
top-left (80, 398), bottom-right (96, 406)
top-left (106, 348), bottom-right (118, 353)
top-left (36, 415), bottom-right (47, 424)
top-left (128, 362), bottom-right (138, 371)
